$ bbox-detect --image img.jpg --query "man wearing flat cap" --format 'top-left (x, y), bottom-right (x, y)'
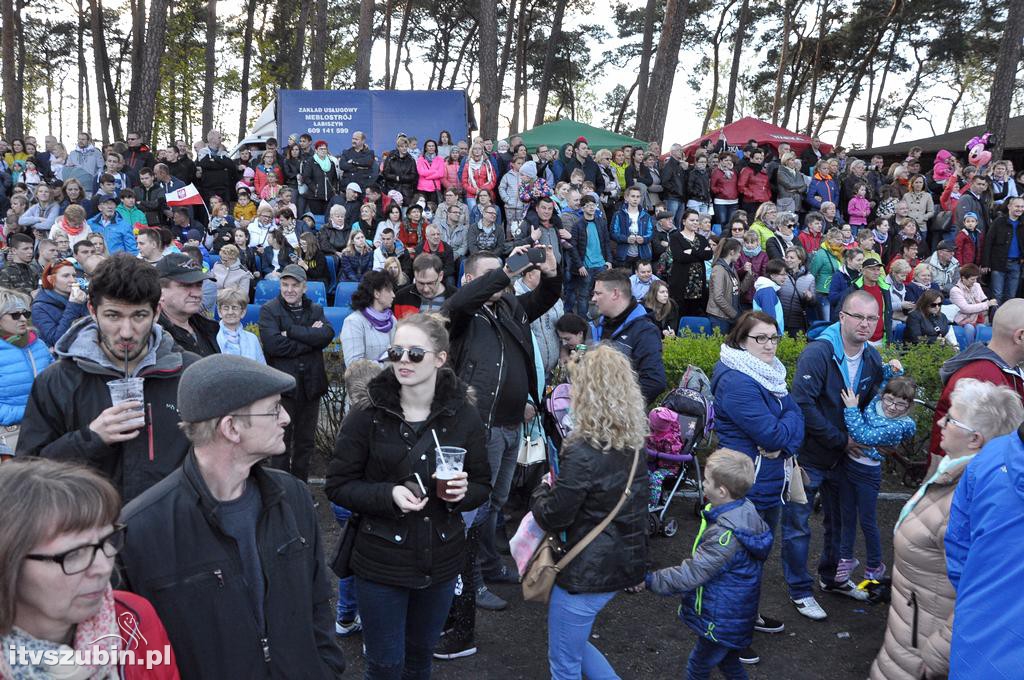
top-left (118, 354), bottom-right (346, 679)
top-left (259, 263), bottom-right (335, 482)
top-left (156, 252), bottom-right (221, 357)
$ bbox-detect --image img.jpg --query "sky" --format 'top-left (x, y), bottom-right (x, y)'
top-left (27, 0), bottom-right (958, 151)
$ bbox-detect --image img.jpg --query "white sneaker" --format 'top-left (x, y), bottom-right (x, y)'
top-left (819, 577), bottom-right (870, 601)
top-left (791, 596), bottom-right (828, 621)
top-left (335, 613), bottom-right (362, 637)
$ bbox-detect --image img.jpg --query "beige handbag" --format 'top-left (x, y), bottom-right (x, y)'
top-left (522, 448), bottom-right (640, 604)
top-left (786, 457), bottom-right (810, 504)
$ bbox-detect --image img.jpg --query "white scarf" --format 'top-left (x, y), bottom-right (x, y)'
top-left (467, 157), bottom-right (494, 191)
top-left (720, 344), bottom-right (788, 397)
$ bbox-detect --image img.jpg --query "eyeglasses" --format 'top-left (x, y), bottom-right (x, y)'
top-left (6, 310), bottom-right (31, 320)
top-left (881, 395), bottom-right (910, 411)
top-left (385, 346), bottom-right (434, 363)
top-left (939, 414), bottom-right (979, 435)
top-left (749, 334), bottom-right (782, 345)
top-left (25, 525), bottom-right (125, 575)
top-left (232, 403), bottom-right (285, 419)
top-left (841, 311), bottom-right (880, 325)
top-left (929, 303), bottom-right (942, 309)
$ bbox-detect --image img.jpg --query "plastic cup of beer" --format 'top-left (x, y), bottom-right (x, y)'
top-left (107, 378), bottom-right (146, 428)
top-left (435, 446), bottom-right (466, 501)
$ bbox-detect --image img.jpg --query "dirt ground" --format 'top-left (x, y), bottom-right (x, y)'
top-left (312, 459), bottom-right (904, 680)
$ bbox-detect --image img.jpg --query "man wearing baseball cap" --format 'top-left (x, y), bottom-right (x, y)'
top-left (850, 251), bottom-right (891, 345)
top-left (156, 252), bottom-right (220, 357)
top-left (118, 354), bottom-right (346, 679)
top-left (258, 263), bottom-right (335, 481)
top-left (926, 239), bottom-right (961, 297)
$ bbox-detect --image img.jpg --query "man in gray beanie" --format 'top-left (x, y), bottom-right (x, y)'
top-left (117, 354), bottom-right (346, 680)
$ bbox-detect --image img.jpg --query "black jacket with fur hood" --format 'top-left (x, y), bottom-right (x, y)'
top-left (325, 367), bottom-right (491, 588)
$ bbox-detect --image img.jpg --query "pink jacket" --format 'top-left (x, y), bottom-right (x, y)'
top-left (416, 155), bottom-right (445, 192)
top-left (847, 195), bottom-right (872, 226)
top-left (949, 280), bottom-right (989, 325)
top-left (441, 161), bottom-right (461, 192)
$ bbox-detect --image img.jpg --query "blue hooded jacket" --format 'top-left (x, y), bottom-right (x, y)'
top-left (792, 322), bottom-right (884, 470)
top-left (0, 332), bottom-right (54, 427)
top-left (31, 288), bottom-right (89, 348)
top-left (609, 206), bottom-right (654, 262)
top-left (646, 499), bottom-right (773, 649)
top-left (88, 212), bottom-right (138, 254)
top-left (710, 362), bottom-right (804, 509)
top-left (945, 430), bottom-right (1024, 679)
top-left (591, 301), bottom-right (667, 405)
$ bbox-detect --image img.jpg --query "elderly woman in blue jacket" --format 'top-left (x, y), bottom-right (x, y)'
top-left (31, 260), bottom-right (89, 347)
top-left (0, 288), bottom-right (54, 458)
top-left (710, 310), bottom-right (804, 658)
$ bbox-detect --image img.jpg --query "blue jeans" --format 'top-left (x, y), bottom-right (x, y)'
top-left (354, 576), bottom-right (457, 680)
top-left (815, 292), bottom-right (831, 323)
top-left (331, 504), bottom-right (358, 621)
top-left (839, 458), bottom-right (882, 569)
top-left (714, 203), bottom-right (737, 232)
top-left (567, 266), bottom-right (605, 317)
top-left (958, 323), bottom-right (978, 345)
top-left (474, 425), bottom-right (521, 575)
top-left (548, 585), bottom-right (620, 680)
top-left (782, 464), bottom-right (843, 598)
top-left (665, 198), bottom-right (683, 227)
top-left (686, 636), bottom-right (747, 680)
top-left (758, 503), bottom-right (811, 604)
top-left (991, 261), bottom-right (1023, 304)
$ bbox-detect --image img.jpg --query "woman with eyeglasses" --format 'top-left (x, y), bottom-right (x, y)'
top-left (1, 289), bottom-right (53, 462)
top-left (904, 289), bottom-right (957, 348)
top-left (340, 270), bottom-right (395, 365)
top-left (710, 311), bottom-right (804, 659)
top-left (326, 313), bottom-right (490, 680)
top-left (871, 380), bottom-right (1023, 680)
top-left (0, 458), bottom-right (179, 678)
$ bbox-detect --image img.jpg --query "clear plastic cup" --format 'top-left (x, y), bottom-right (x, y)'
top-left (435, 446), bottom-right (466, 501)
top-left (107, 378), bottom-right (146, 428)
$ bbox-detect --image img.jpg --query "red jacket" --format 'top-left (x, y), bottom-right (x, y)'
top-left (710, 168), bottom-right (739, 201)
top-left (798, 230), bottom-right (824, 254)
top-left (738, 166), bottom-right (771, 203)
top-left (116, 590), bottom-right (181, 680)
top-left (954, 228), bottom-right (983, 266)
top-left (929, 349), bottom-right (1024, 457)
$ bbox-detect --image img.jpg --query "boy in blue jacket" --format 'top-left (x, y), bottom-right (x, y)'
top-left (752, 259), bottom-right (787, 333)
top-left (640, 449), bottom-right (773, 679)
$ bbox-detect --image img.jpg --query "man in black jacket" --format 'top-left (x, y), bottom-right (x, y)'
top-left (17, 254), bottom-right (196, 502)
top-left (338, 130), bottom-right (379, 189)
top-left (982, 196), bottom-right (1024, 303)
top-left (156, 254), bottom-right (220, 357)
top-left (134, 167), bottom-right (166, 226)
top-left (124, 131), bottom-right (157, 173)
top-left (560, 137), bottom-right (605, 195)
top-left (118, 354), bottom-right (346, 680)
top-left (435, 246), bottom-right (560, 655)
top-left (196, 129), bottom-right (237, 205)
top-left (163, 144), bottom-right (196, 185)
top-left (259, 264), bottom-right (335, 482)
top-left (661, 144), bottom-right (688, 221)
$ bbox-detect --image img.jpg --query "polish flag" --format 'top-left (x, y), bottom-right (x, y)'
top-left (165, 183), bottom-right (205, 207)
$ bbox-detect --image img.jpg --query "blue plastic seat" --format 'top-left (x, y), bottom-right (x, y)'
top-left (952, 325), bottom-right (968, 350)
top-left (334, 281), bottom-right (359, 308)
top-left (254, 279), bottom-right (280, 305)
top-left (324, 254), bottom-right (339, 295)
top-left (975, 324), bottom-right (992, 345)
top-left (323, 306), bottom-right (351, 336)
top-left (891, 321), bottom-right (905, 343)
top-left (313, 214), bottom-right (326, 231)
top-left (678, 316), bottom-right (712, 336)
top-left (306, 281), bottom-right (327, 306)
top-left (241, 303), bottom-right (262, 328)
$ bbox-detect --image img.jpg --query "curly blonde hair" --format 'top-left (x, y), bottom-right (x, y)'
top-left (566, 344), bottom-right (648, 452)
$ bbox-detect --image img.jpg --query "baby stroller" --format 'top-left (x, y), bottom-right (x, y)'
top-left (645, 386), bottom-right (714, 537)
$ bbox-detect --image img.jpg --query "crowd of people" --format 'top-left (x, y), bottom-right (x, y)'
top-left (1, 125), bottom-right (1024, 680)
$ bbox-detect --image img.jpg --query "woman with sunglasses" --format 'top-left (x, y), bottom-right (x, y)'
top-left (710, 310), bottom-right (804, 662)
top-left (340, 270), bottom-right (395, 365)
top-left (326, 313), bottom-right (490, 680)
top-left (904, 289), bottom-right (957, 347)
top-left (0, 458), bottom-right (179, 678)
top-left (871, 380), bottom-right (1023, 680)
top-left (31, 260), bottom-right (89, 348)
top-left (0, 289), bottom-right (53, 461)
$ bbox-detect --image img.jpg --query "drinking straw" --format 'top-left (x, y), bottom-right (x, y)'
top-left (432, 429), bottom-right (444, 469)
top-left (124, 346), bottom-right (129, 379)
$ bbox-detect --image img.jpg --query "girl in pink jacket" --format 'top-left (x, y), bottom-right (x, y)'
top-left (416, 139), bottom-right (446, 201)
top-left (847, 183), bottom-right (872, 227)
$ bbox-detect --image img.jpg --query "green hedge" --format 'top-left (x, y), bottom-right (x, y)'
top-left (663, 330), bottom-right (957, 438)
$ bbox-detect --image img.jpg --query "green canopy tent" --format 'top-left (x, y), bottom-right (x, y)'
top-left (512, 119), bottom-right (648, 153)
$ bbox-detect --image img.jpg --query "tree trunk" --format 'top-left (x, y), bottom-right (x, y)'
top-left (866, 19), bottom-right (901, 148)
top-left (201, 0), bottom-right (216, 134)
top-left (383, 0), bottom-right (394, 89)
top-left (237, 0), bottom-right (257, 140)
top-left (391, 0), bottom-right (412, 89)
top-left (509, 1), bottom-right (529, 133)
top-left (497, 0), bottom-right (518, 98)
top-left (533, 0), bottom-right (567, 126)
top-left (77, 0), bottom-right (86, 134)
top-left (805, 0), bottom-right (826, 135)
top-left (889, 46), bottom-right (925, 145)
top-left (2, 0), bottom-right (22, 138)
top-left (614, 77), bottom-right (640, 133)
top-left (354, 0), bottom-right (374, 88)
top-left (129, 0), bottom-right (146, 105)
top-left (448, 24), bottom-right (477, 90)
top-left (701, 0), bottom-right (736, 135)
top-left (89, 0), bottom-right (110, 144)
top-left (771, 0), bottom-right (793, 125)
top-left (634, 0), bottom-right (690, 143)
top-left (478, 0), bottom-right (500, 139)
top-left (985, 0), bottom-right (1024, 159)
top-left (310, 0), bottom-right (327, 88)
top-left (723, 0), bottom-right (749, 125)
top-left (127, 0), bottom-right (170, 142)
top-left (289, 0), bottom-right (311, 89)
top-left (834, 1), bottom-right (899, 147)
top-left (635, 0), bottom-right (658, 124)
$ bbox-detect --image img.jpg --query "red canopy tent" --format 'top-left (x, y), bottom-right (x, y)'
top-left (681, 117), bottom-right (833, 158)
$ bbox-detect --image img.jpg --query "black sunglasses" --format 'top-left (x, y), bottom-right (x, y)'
top-left (6, 310), bottom-right (31, 320)
top-left (385, 346), bottom-right (434, 363)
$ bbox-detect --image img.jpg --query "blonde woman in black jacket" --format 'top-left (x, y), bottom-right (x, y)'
top-left (531, 344), bottom-right (649, 680)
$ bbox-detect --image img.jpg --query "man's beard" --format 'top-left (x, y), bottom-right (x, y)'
top-left (99, 327), bottom-right (152, 364)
